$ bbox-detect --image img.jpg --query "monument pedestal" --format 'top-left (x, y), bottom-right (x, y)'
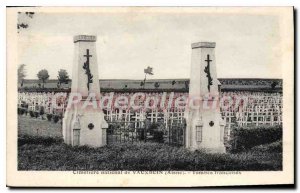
top-left (63, 35), bottom-right (108, 147)
top-left (185, 42), bottom-right (226, 153)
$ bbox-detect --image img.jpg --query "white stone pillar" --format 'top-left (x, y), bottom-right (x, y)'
top-left (185, 42), bottom-right (226, 153)
top-left (63, 35), bottom-right (108, 147)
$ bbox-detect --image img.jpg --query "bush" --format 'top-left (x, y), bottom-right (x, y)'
top-left (17, 108), bottom-right (21, 115)
top-left (29, 110), bottom-right (35, 118)
top-left (34, 111), bottom-right (39, 118)
top-left (251, 140), bottom-right (282, 153)
top-left (18, 135), bottom-right (63, 147)
top-left (137, 128), bottom-right (146, 140)
top-left (230, 125), bottom-right (282, 152)
top-left (147, 122), bottom-right (165, 143)
top-left (39, 106), bottom-right (45, 116)
top-left (46, 114), bottom-right (53, 121)
top-left (18, 139), bottom-right (282, 171)
top-left (53, 115), bottom-right (60, 123)
top-left (153, 130), bottom-right (164, 143)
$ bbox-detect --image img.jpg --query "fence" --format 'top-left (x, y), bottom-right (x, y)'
top-left (106, 121), bottom-right (147, 144)
top-left (106, 119), bottom-right (186, 146)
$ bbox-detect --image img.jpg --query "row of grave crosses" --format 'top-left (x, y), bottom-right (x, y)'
top-left (18, 91), bottom-right (282, 128)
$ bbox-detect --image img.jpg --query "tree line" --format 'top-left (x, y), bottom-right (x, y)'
top-left (18, 64), bottom-right (70, 88)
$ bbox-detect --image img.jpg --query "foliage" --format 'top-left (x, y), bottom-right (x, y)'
top-left (230, 125), bottom-right (282, 152)
top-left (39, 106), bottom-right (45, 116)
top-left (18, 108), bottom-right (26, 115)
top-left (46, 114), bottom-right (53, 121)
top-left (18, 135), bottom-right (282, 171)
top-left (37, 69), bottom-right (50, 88)
top-left (17, 12), bottom-right (35, 33)
top-left (184, 81), bottom-right (189, 91)
top-left (53, 115), bottom-right (60, 123)
top-left (18, 64), bottom-right (26, 85)
top-left (251, 140), bottom-right (282, 153)
top-left (18, 115), bottom-right (62, 137)
top-left (18, 135), bottom-right (63, 147)
top-left (147, 122), bottom-right (165, 143)
top-left (57, 69), bottom-right (70, 85)
top-left (271, 81), bottom-right (279, 89)
top-left (34, 111), bottom-right (39, 118)
top-left (17, 116), bottom-right (282, 171)
top-left (29, 110), bottom-right (35, 118)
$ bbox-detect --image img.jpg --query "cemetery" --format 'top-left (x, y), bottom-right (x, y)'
top-left (17, 35), bottom-right (283, 170)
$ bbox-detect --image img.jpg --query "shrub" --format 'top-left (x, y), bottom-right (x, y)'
top-left (153, 130), bottom-right (164, 143)
top-left (18, 140), bottom-right (282, 171)
top-left (147, 122), bottom-right (165, 143)
top-left (18, 135), bottom-right (63, 147)
top-left (34, 111), bottom-right (39, 118)
top-left (147, 122), bottom-right (159, 135)
top-left (39, 106), bottom-right (45, 116)
top-left (230, 125), bottom-right (282, 152)
top-left (20, 108), bottom-right (26, 115)
top-left (46, 114), bottom-right (53, 121)
top-left (53, 115), bottom-right (60, 123)
top-left (137, 128), bottom-right (146, 140)
top-left (29, 110), bottom-right (35, 117)
top-left (251, 140), bottom-right (282, 153)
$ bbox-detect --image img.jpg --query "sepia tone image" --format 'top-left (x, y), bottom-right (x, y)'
top-left (7, 7), bottom-right (294, 187)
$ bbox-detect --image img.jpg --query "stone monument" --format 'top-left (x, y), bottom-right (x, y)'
top-left (185, 42), bottom-right (226, 153)
top-left (63, 35), bottom-right (108, 147)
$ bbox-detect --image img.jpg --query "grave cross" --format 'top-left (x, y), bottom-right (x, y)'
top-left (204, 54), bottom-right (213, 92)
top-left (83, 49), bottom-right (93, 91)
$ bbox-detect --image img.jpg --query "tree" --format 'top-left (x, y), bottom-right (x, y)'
top-left (271, 81), bottom-right (278, 90)
top-left (17, 12), bottom-right (35, 33)
top-left (140, 81), bottom-right (145, 87)
top-left (143, 66), bottom-right (154, 89)
top-left (184, 81), bottom-right (189, 90)
top-left (37, 69), bottom-right (50, 88)
top-left (154, 82), bottom-right (160, 89)
top-left (57, 69), bottom-right (70, 85)
top-left (18, 64), bottom-right (26, 87)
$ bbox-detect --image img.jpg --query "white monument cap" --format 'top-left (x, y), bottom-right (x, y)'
top-left (191, 42), bottom-right (216, 49)
top-left (73, 35), bottom-right (97, 43)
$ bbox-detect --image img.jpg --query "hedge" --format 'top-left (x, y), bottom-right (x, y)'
top-left (230, 124), bottom-right (282, 152)
top-left (18, 135), bottom-right (282, 171)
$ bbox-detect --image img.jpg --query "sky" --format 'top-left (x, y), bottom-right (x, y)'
top-left (17, 8), bottom-right (282, 80)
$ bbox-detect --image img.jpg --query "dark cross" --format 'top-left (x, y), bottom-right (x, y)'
top-left (83, 49), bottom-right (93, 91)
top-left (204, 54), bottom-right (213, 92)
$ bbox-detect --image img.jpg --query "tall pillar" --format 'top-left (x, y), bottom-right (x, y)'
top-left (63, 35), bottom-right (108, 147)
top-left (185, 42), bottom-right (226, 153)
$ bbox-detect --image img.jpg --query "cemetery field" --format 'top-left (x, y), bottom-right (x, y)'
top-left (18, 115), bottom-right (62, 138)
top-left (18, 115), bottom-right (282, 171)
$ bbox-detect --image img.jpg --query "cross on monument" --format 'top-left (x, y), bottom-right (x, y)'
top-left (83, 49), bottom-right (93, 91)
top-left (204, 54), bottom-right (213, 92)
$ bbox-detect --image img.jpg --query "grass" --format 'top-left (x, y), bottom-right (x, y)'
top-left (18, 115), bottom-right (62, 138)
top-left (17, 115), bottom-right (282, 171)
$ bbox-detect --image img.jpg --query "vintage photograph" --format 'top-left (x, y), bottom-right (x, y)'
top-left (7, 7), bottom-right (294, 187)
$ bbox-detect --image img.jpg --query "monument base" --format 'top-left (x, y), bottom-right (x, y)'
top-left (188, 145), bottom-right (226, 154)
top-left (62, 101), bottom-right (108, 147)
top-left (185, 111), bottom-right (227, 154)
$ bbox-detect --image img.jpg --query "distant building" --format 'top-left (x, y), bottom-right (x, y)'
top-left (18, 78), bottom-right (283, 92)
